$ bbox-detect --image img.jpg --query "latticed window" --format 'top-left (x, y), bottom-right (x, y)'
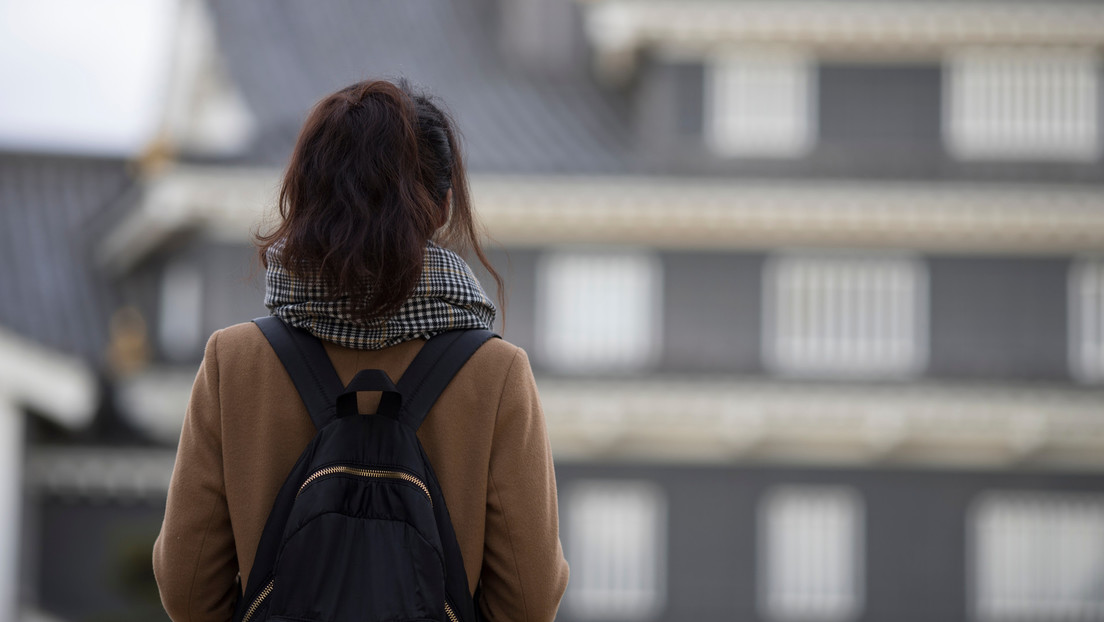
top-left (972, 492), bottom-right (1104, 621)
top-left (565, 481), bottom-right (666, 620)
top-left (159, 260), bottom-right (204, 361)
top-left (537, 250), bottom-right (662, 372)
top-left (763, 254), bottom-right (929, 378)
top-left (706, 49), bottom-right (817, 158)
top-left (945, 47), bottom-right (1101, 161)
top-left (759, 486), bottom-right (865, 622)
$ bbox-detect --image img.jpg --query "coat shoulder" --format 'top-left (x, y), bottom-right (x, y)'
top-left (467, 334), bottom-right (526, 375)
top-left (203, 321), bottom-right (274, 366)
top-left (211, 320), bottom-right (268, 349)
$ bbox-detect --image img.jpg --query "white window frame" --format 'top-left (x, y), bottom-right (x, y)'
top-left (758, 485), bottom-right (865, 622)
top-left (159, 260), bottom-right (204, 361)
top-left (944, 47), bottom-right (1102, 162)
top-left (705, 47), bottom-right (817, 158)
top-left (536, 249), bottom-right (662, 373)
top-left (970, 491), bottom-right (1104, 621)
top-left (1071, 258), bottom-right (1104, 384)
top-left (762, 252), bottom-right (929, 379)
top-left (565, 480), bottom-right (667, 620)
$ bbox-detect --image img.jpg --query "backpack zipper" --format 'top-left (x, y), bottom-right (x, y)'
top-left (240, 578), bottom-right (274, 622)
top-left (297, 466), bottom-right (432, 503)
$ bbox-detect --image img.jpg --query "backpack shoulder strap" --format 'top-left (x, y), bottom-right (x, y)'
top-left (396, 329), bottom-right (498, 430)
top-left (253, 316), bottom-right (345, 429)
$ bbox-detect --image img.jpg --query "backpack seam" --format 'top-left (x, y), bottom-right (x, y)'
top-left (278, 511), bottom-right (448, 576)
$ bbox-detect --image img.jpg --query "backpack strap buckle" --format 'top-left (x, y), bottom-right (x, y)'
top-left (336, 369), bottom-right (403, 418)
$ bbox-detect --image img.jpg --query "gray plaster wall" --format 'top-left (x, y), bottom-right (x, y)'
top-left (927, 256), bottom-right (1071, 380)
top-left (632, 59), bottom-right (1104, 183)
top-left (502, 249), bottom-right (1076, 382)
top-left (662, 251), bottom-right (763, 374)
top-left (487, 249), bottom-right (764, 376)
top-left (198, 241), bottom-right (268, 339)
top-left (815, 63), bottom-right (944, 178)
top-left (480, 247), bottom-right (539, 354)
top-left (633, 60), bottom-right (704, 173)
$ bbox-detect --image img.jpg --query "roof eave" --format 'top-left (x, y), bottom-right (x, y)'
top-left (100, 165), bottom-right (1104, 266)
top-left (0, 329), bottom-right (98, 430)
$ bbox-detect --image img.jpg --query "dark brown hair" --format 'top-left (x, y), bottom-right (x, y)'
top-left (257, 79), bottom-right (502, 321)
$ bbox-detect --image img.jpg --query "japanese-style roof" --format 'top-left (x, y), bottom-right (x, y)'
top-left (205, 0), bottom-right (635, 174)
top-left (0, 152), bottom-right (133, 361)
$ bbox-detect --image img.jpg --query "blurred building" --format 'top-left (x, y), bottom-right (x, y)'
top-left (3, 0), bottom-right (1104, 621)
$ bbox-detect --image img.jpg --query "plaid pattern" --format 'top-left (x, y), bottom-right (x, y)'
top-left (265, 242), bottom-right (496, 349)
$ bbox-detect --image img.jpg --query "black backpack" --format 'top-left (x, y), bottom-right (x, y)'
top-left (234, 316), bottom-right (496, 622)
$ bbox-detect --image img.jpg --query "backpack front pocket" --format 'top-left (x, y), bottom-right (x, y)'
top-left (266, 472), bottom-right (448, 622)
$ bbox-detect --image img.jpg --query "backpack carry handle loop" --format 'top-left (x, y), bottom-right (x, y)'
top-left (335, 369), bottom-right (403, 418)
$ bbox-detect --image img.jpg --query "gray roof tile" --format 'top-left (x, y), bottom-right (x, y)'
top-left (206, 0), bottom-right (635, 173)
top-left (0, 153), bottom-right (132, 361)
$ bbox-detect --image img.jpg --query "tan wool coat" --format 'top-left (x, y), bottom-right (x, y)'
top-left (153, 322), bottom-right (569, 622)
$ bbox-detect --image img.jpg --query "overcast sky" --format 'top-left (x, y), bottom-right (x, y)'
top-left (0, 0), bottom-right (176, 156)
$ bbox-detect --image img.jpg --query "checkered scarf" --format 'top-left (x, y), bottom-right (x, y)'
top-left (264, 241), bottom-right (496, 349)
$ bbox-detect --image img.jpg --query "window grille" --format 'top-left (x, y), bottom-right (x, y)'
top-left (972, 492), bottom-right (1104, 621)
top-left (706, 49), bottom-right (817, 158)
top-left (159, 261), bottom-right (203, 361)
top-left (565, 481), bottom-right (666, 620)
top-left (1071, 259), bottom-right (1104, 383)
top-left (759, 486), bottom-right (865, 622)
top-left (537, 250), bottom-right (662, 372)
top-left (945, 47), bottom-right (1101, 161)
top-left (763, 254), bottom-right (928, 378)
